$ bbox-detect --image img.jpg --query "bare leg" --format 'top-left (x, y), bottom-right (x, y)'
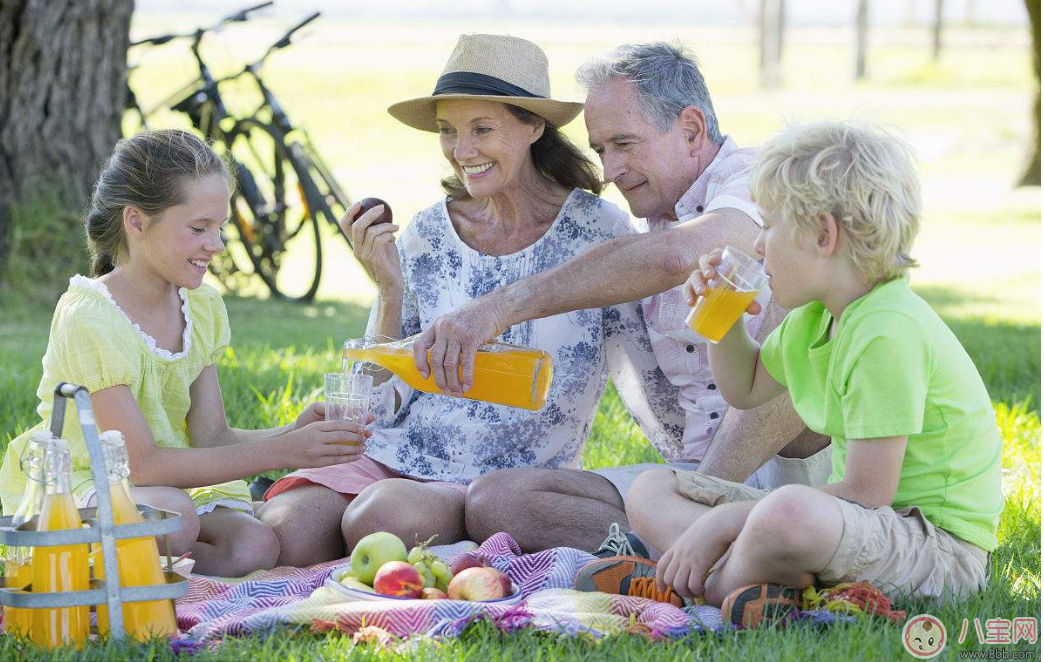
top-left (464, 468), bottom-right (627, 553)
top-left (89, 486), bottom-right (201, 556)
top-left (703, 485), bottom-right (844, 606)
top-left (257, 484), bottom-right (352, 566)
top-left (341, 479), bottom-right (465, 551)
top-left (192, 507), bottom-right (281, 577)
top-left (625, 468), bottom-right (713, 558)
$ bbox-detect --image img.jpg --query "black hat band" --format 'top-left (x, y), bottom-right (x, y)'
top-left (432, 71), bottom-right (543, 99)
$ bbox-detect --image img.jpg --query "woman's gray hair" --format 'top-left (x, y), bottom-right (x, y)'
top-left (576, 42), bottom-right (723, 145)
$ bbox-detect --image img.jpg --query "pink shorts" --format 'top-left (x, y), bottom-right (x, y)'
top-left (264, 455), bottom-right (468, 501)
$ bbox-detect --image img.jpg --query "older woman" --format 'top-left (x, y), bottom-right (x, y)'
top-left (258, 34), bottom-right (682, 565)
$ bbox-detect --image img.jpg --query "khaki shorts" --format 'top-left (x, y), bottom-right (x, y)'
top-left (593, 444), bottom-right (832, 500)
top-left (675, 471), bottom-right (989, 600)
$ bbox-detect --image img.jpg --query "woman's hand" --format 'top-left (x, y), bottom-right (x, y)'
top-left (340, 201), bottom-right (402, 293)
top-left (683, 249), bottom-right (762, 315)
top-left (277, 414), bottom-right (375, 469)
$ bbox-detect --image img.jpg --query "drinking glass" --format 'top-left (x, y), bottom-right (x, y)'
top-left (324, 372), bottom-right (373, 426)
top-left (685, 246), bottom-right (768, 343)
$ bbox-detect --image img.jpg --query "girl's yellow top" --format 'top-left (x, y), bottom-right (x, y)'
top-left (1, 276), bottom-right (251, 516)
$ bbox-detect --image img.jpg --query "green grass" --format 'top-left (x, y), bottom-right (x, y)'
top-left (0, 14), bottom-right (1039, 662)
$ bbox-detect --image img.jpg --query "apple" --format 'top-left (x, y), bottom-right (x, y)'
top-left (449, 551), bottom-right (491, 576)
top-left (373, 561), bottom-right (424, 599)
top-left (339, 575), bottom-right (376, 593)
top-left (350, 532), bottom-right (407, 585)
top-left (355, 197), bottom-right (393, 226)
top-left (421, 587), bottom-right (448, 600)
top-left (447, 567), bottom-right (512, 601)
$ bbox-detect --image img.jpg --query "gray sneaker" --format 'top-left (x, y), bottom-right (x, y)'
top-left (593, 523), bottom-right (650, 559)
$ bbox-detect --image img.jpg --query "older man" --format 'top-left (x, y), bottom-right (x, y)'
top-left (415, 43), bottom-right (830, 555)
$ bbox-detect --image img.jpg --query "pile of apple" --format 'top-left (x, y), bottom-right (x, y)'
top-left (340, 532), bottom-right (512, 601)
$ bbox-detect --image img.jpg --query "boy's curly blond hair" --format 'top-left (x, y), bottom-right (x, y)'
top-left (750, 120), bottom-right (921, 284)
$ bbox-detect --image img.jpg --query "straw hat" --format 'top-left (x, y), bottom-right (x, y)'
top-left (388, 34), bottom-right (583, 132)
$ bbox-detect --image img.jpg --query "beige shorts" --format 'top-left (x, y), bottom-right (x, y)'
top-left (675, 471), bottom-right (990, 600)
top-left (593, 444), bottom-right (832, 500)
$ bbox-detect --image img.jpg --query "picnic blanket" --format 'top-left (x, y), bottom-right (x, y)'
top-left (175, 532), bottom-right (724, 642)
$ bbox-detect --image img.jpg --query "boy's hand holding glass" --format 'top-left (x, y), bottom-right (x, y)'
top-left (683, 247), bottom-right (767, 343)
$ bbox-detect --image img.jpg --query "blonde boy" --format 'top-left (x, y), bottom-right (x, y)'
top-left (575, 121), bottom-right (1002, 621)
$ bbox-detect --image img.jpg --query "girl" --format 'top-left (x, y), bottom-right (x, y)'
top-left (0, 130), bottom-right (370, 577)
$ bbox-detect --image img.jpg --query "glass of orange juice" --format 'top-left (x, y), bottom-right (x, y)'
top-left (685, 246), bottom-right (767, 343)
top-left (324, 372), bottom-right (373, 429)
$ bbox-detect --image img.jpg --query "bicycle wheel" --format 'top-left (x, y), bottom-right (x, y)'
top-left (222, 118), bottom-right (323, 302)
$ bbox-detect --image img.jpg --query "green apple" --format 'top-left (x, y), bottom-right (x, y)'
top-left (350, 532), bottom-right (407, 585)
top-left (340, 575), bottom-right (376, 592)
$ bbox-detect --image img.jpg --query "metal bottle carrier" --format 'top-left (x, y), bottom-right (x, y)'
top-left (0, 383), bottom-right (188, 641)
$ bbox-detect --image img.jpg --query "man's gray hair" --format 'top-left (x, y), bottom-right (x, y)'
top-left (576, 42), bottom-right (723, 145)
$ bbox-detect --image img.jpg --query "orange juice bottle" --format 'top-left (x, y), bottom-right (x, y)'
top-left (93, 431), bottom-right (176, 641)
top-left (2, 430), bottom-right (52, 639)
top-left (31, 438), bottom-right (89, 650)
top-left (343, 336), bottom-right (553, 410)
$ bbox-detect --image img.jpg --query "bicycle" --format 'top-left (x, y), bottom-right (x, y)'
top-left (126, 2), bottom-right (350, 302)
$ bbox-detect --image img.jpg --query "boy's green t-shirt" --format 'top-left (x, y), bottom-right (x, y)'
top-left (760, 278), bottom-right (1002, 551)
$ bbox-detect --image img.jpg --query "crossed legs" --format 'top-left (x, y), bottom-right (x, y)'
top-left (627, 469), bottom-right (845, 605)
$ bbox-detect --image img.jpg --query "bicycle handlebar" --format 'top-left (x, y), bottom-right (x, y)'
top-left (269, 12), bottom-right (320, 52)
top-left (129, 1), bottom-right (273, 48)
top-left (244, 11), bottom-right (320, 71)
top-left (220, 1), bottom-right (275, 25)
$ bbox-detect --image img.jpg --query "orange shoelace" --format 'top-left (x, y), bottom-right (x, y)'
top-left (627, 576), bottom-right (680, 604)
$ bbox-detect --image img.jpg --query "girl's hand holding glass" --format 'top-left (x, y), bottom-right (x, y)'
top-left (280, 415), bottom-right (374, 468)
top-left (293, 401), bottom-right (328, 430)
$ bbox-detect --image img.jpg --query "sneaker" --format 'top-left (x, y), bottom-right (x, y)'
top-left (720, 583), bottom-right (801, 628)
top-left (574, 556), bottom-right (685, 608)
top-left (592, 523), bottom-right (650, 559)
top-left (248, 476), bottom-right (275, 502)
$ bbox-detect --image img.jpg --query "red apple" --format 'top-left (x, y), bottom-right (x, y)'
top-left (373, 561), bottom-right (424, 599)
top-left (449, 551), bottom-right (491, 576)
top-left (355, 197), bottom-right (393, 225)
top-left (421, 587), bottom-right (448, 600)
top-left (447, 567), bottom-right (512, 601)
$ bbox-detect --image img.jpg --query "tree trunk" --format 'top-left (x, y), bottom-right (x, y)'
top-left (1018, 0), bottom-right (1040, 187)
top-left (0, 0), bottom-right (132, 288)
top-left (760, 0), bottom-right (785, 89)
top-left (931, 0), bottom-right (945, 61)
top-left (855, 0), bottom-right (869, 80)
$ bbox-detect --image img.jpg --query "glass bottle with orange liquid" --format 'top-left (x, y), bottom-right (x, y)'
top-left (2, 430), bottom-right (52, 639)
top-left (342, 336), bottom-right (553, 411)
top-left (31, 438), bottom-right (89, 650)
top-left (93, 430), bottom-right (177, 641)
